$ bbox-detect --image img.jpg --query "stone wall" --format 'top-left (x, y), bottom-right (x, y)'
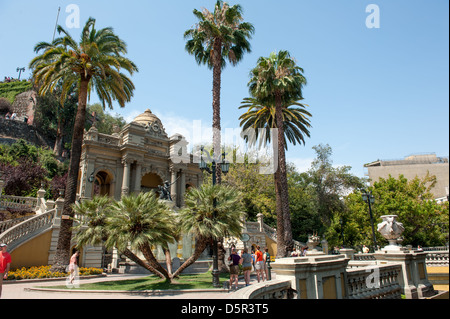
top-left (0, 117), bottom-right (54, 149)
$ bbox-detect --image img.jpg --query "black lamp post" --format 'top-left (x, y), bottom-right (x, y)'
top-left (361, 189), bottom-right (377, 252)
top-left (199, 146), bottom-right (230, 288)
top-left (340, 218), bottom-right (345, 248)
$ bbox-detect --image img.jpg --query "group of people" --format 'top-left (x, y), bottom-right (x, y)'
top-left (290, 246), bottom-right (308, 257)
top-left (4, 112), bottom-right (17, 120)
top-left (227, 245), bottom-right (270, 290)
top-left (3, 76), bottom-right (15, 83)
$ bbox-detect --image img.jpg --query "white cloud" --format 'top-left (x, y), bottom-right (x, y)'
top-left (288, 157), bottom-right (313, 173)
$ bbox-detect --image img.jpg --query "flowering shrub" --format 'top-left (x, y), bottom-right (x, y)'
top-left (6, 265), bottom-right (103, 280)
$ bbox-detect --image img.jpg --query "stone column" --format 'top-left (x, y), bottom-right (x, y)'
top-left (170, 168), bottom-right (178, 205)
top-left (180, 170), bottom-right (186, 207)
top-left (121, 159), bottom-right (130, 196)
top-left (134, 163), bottom-right (142, 194)
top-left (257, 213), bottom-right (264, 232)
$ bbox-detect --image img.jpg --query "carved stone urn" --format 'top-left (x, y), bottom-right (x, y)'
top-left (377, 215), bottom-right (405, 251)
top-left (306, 233), bottom-right (323, 255)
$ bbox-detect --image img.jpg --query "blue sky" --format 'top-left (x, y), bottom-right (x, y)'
top-left (0, 0), bottom-right (448, 178)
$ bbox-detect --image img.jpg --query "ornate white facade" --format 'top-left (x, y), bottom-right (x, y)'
top-left (77, 108), bottom-right (202, 207)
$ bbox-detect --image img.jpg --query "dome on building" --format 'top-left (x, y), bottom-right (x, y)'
top-left (132, 109), bottom-right (161, 126)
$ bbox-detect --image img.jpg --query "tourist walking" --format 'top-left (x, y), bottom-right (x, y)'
top-left (254, 245), bottom-right (265, 283)
top-left (228, 248), bottom-right (241, 290)
top-left (240, 248), bottom-right (253, 286)
top-left (0, 243), bottom-right (12, 298)
top-left (68, 250), bottom-right (79, 285)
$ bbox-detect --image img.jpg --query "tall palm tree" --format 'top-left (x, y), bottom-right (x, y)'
top-left (172, 184), bottom-right (245, 278)
top-left (242, 50), bottom-right (310, 257)
top-left (184, 0), bottom-right (254, 184)
top-left (29, 17), bottom-right (138, 272)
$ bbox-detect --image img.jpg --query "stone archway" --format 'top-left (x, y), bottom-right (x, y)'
top-left (93, 170), bottom-right (114, 197)
top-left (141, 172), bottom-right (163, 195)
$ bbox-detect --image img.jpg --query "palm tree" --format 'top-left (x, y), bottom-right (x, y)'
top-left (72, 192), bottom-right (177, 281)
top-left (29, 17), bottom-right (138, 272)
top-left (106, 192), bottom-right (177, 281)
top-left (184, 0), bottom-right (254, 184)
top-left (242, 51), bottom-right (310, 257)
top-left (172, 184), bottom-right (245, 278)
top-left (239, 97), bottom-right (312, 149)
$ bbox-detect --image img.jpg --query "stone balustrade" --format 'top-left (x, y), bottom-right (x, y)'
top-left (346, 264), bottom-right (402, 299)
top-left (0, 195), bottom-right (38, 211)
top-left (0, 209), bottom-right (55, 251)
top-left (229, 280), bottom-right (295, 299)
top-left (0, 215), bottom-right (34, 234)
top-left (425, 251), bottom-right (449, 267)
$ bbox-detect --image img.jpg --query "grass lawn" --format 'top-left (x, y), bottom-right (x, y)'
top-left (44, 271), bottom-right (231, 291)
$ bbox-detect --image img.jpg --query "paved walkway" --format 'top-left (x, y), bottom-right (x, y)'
top-left (1, 273), bottom-right (268, 299)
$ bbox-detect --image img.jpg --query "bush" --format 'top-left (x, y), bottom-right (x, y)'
top-left (0, 97), bottom-right (11, 113)
top-left (6, 265), bottom-right (103, 280)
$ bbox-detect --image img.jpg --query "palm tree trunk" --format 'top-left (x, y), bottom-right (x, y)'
top-left (162, 246), bottom-right (173, 276)
top-left (274, 93), bottom-right (293, 257)
top-left (121, 248), bottom-right (165, 279)
top-left (53, 118), bottom-right (63, 156)
top-left (211, 39), bottom-right (226, 271)
top-left (51, 76), bottom-right (90, 273)
top-left (139, 243), bottom-right (171, 280)
top-left (172, 236), bottom-right (208, 278)
top-left (212, 39), bottom-right (223, 184)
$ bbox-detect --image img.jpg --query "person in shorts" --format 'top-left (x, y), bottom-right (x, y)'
top-left (254, 245), bottom-right (265, 283)
top-left (240, 248), bottom-right (253, 286)
top-left (0, 243), bottom-right (12, 298)
top-left (228, 248), bottom-right (241, 290)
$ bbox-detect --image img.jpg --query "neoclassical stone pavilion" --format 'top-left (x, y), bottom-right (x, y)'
top-left (78, 108), bottom-right (202, 207)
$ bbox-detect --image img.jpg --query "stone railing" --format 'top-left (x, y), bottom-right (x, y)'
top-left (0, 195), bottom-right (38, 211)
top-left (229, 280), bottom-right (295, 299)
top-left (0, 209), bottom-right (55, 250)
top-left (426, 251), bottom-right (449, 267)
top-left (97, 133), bottom-right (120, 146)
top-left (346, 264), bottom-right (403, 299)
top-left (0, 215), bottom-right (34, 234)
top-left (353, 253), bottom-right (376, 261)
top-left (423, 246), bottom-right (449, 252)
top-left (351, 250), bottom-right (449, 267)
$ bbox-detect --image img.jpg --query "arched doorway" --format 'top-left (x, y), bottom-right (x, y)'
top-left (141, 172), bottom-right (163, 195)
top-left (93, 170), bottom-right (114, 197)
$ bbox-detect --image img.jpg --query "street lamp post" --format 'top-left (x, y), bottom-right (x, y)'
top-left (199, 146), bottom-right (230, 288)
top-left (340, 218), bottom-right (345, 248)
top-left (361, 189), bottom-right (377, 252)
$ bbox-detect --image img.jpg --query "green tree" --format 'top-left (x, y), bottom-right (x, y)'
top-left (307, 144), bottom-right (365, 226)
top-left (242, 51), bottom-right (311, 257)
top-left (30, 17), bottom-right (138, 272)
top-left (86, 103), bottom-right (126, 135)
top-left (33, 84), bottom-right (78, 156)
top-left (326, 174), bottom-right (449, 249)
top-left (184, 0), bottom-right (254, 183)
top-left (172, 184), bottom-right (245, 278)
top-left (222, 154), bottom-right (276, 226)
